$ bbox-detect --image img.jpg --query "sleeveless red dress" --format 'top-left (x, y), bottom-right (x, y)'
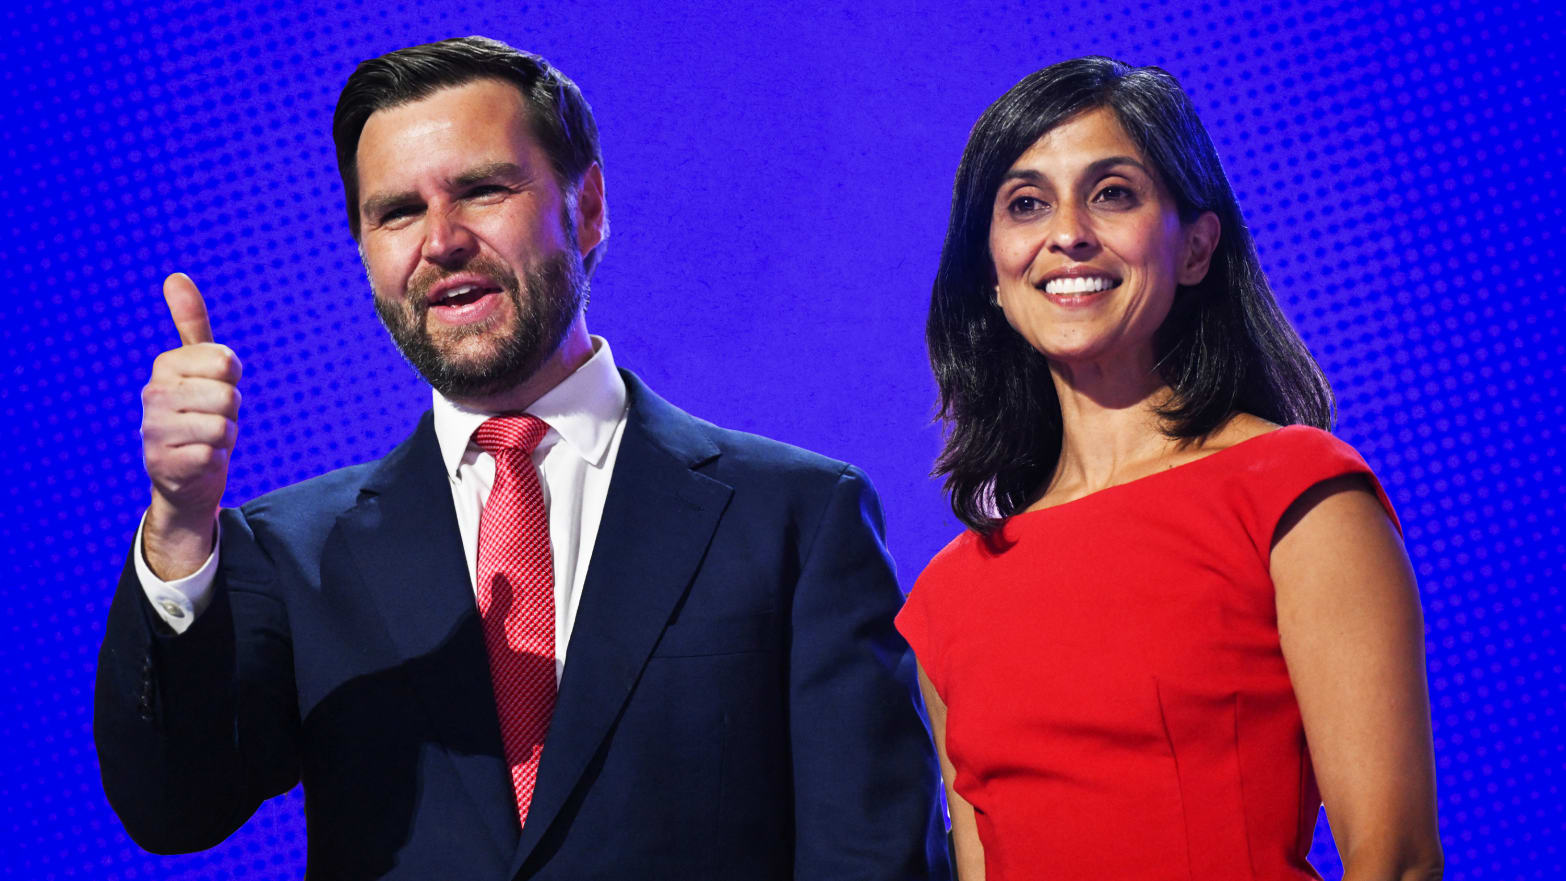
top-left (897, 427), bottom-right (1398, 881)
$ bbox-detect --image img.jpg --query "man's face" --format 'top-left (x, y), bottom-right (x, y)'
top-left (355, 78), bottom-right (596, 400)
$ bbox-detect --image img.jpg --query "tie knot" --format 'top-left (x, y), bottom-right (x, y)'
top-left (474, 415), bottom-right (550, 457)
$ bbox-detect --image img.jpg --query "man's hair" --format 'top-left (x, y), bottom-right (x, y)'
top-left (927, 56), bottom-right (1334, 537)
top-left (332, 36), bottom-right (605, 273)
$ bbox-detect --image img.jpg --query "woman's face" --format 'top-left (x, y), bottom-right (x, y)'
top-left (988, 107), bottom-right (1218, 375)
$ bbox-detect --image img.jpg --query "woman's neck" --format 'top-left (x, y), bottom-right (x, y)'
top-left (1042, 356), bottom-right (1179, 503)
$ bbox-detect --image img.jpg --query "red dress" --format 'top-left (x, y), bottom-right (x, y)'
top-left (897, 427), bottom-right (1398, 881)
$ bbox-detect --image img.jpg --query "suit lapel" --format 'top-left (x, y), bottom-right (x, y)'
top-left (337, 412), bottom-right (519, 857)
top-left (510, 372), bottom-right (733, 875)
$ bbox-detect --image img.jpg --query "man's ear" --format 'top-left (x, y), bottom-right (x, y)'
top-left (1178, 211), bottom-right (1220, 286)
top-left (573, 162), bottom-right (607, 256)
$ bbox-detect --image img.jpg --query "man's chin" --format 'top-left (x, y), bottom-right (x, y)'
top-left (428, 332), bottom-right (505, 364)
top-left (423, 358), bottom-right (529, 400)
top-left (431, 335), bottom-right (556, 396)
top-left (421, 366), bottom-right (524, 401)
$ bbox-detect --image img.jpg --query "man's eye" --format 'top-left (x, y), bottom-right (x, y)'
top-left (467, 185), bottom-right (508, 198)
top-left (381, 206), bottom-right (418, 223)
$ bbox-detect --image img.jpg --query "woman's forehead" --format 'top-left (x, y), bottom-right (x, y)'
top-left (1007, 107), bottom-right (1147, 176)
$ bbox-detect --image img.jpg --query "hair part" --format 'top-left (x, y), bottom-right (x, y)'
top-left (332, 35), bottom-right (606, 274)
top-left (927, 56), bottom-right (1334, 538)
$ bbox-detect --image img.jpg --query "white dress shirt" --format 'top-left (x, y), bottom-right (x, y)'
top-left (135, 336), bottom-right (630, 683)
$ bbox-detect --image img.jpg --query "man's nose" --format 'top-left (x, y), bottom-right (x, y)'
top-left (1046, 204), bottom-right (1097, 256)
top-left (421, 207), bottom-right (477, 266)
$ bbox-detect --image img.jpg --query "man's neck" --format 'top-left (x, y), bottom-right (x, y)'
top-left (447, 316), bottom-right (595, 414)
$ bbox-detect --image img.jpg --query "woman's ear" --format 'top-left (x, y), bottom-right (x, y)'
top-left (1178, 211), bottom-right (1221, 286)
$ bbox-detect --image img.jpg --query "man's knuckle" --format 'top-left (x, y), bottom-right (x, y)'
top-left (143, 383), bottom-right (174, 411)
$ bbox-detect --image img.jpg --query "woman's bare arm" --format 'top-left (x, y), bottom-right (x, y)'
top-left (917, 666), bottom-right (985, 881)
top-left (1273, 475), bottom-right (1443, 881)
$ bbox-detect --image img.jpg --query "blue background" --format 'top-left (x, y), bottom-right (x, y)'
top-left (2, 0), bottom-right (1562, 877)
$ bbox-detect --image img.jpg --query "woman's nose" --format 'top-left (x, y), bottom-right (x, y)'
top-left (1046, 204), bottom-right (1097, 255)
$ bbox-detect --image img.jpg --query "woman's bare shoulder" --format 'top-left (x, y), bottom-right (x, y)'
top-left (1200, 412), bottom-right (1282, 451)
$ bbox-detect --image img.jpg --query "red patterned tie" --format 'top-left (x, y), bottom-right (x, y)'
top-left (473, 415), bottom-right (556, 830)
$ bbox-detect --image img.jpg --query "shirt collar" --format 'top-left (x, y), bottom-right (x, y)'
top-left (431, 335), bottom-right (627, 478)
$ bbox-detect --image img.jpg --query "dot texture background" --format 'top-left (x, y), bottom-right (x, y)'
top-left (2, 0), bottom-right (1561, 877)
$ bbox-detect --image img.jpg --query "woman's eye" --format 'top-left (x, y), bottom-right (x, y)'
top-left (1008, 195), bottom-right (1047, 217)
top-left (1094, 185), bottom-right (1135, 204)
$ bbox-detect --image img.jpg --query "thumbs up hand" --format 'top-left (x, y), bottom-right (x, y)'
top-left (139, 273), bottom-right (243, 580)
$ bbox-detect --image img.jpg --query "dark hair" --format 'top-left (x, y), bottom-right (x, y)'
top-left (332, 36), bottom-right (605, 273)
top-left (928, 56), bottom-right (1334, 536)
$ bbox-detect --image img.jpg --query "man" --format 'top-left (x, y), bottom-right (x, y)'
top-left (94, 36), bottom-right (947, 880)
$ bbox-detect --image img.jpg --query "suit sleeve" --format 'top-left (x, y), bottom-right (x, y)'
top-left (131, 511), bottom-right (220, 633)
top-left (94, 505), bottom-right (301, 854)
top-left (789, 465), bottom-right (952, 881)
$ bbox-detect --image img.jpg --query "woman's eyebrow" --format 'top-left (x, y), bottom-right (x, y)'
top-left (1001, 155), bottom-right (1149, 187)
top-left (1083, 155), bottom-right (1150, 178)
top-left (1001, 168), bottom-right (1046, 185)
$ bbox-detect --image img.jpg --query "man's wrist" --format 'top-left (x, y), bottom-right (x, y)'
top-left (133, 508), bottom-right (221, 633)
top-left (143, 493), bottom-right (219, 581)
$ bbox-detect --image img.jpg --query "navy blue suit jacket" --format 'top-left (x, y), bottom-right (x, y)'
top-left (95, 371), bottom-right (948, 880)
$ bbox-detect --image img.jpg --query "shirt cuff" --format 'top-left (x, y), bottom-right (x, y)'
top-left (132, 511), bottom-right (220, 635)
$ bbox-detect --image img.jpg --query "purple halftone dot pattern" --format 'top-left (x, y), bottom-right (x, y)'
top-left (1, 0), bottom-right (1561, 878)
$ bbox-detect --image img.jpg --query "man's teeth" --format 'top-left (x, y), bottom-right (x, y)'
top-left (438, 284), bottom-right (481, 303)
top-left (1043, 276), bottom-right (1117, 295)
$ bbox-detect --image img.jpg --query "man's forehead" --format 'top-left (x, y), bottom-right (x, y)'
top-left (355, 81), bottom-right (546, 184)
top-left (360, 79), bottom-right (532, 141)
top-left (365, 113), bottom-right (461, 145)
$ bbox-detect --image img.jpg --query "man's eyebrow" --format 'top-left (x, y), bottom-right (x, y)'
top-left (360, 162), bottom-right (530, 220)
top-left (360, 189), bottom-right (417, 221)
top-left (451, 161), bottom-right (526, 188)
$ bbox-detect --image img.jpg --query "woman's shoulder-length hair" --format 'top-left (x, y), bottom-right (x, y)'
top-left (928, 56), bottom-right (1334, 537)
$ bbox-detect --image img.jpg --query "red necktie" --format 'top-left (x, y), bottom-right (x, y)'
top-left (473, 415), bottom-right (557, 830)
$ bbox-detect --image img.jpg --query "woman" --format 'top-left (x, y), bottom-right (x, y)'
top-left (896, 58), bottom-right (1442, 881)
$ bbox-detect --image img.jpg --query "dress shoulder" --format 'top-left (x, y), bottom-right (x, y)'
top-left (1223, 425), bottom-right (1400, 564)
top-left (897, 530), bottom-right (988, 699)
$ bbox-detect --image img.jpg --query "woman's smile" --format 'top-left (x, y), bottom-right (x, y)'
top-left (987, 106), bottom-right (1213, 373)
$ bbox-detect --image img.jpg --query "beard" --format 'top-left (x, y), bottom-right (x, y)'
top-left (374, 250), bottom-right (587, 400)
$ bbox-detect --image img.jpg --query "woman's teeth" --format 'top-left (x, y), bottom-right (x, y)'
top-left (1043, 276), bottom-right (1118, 295)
